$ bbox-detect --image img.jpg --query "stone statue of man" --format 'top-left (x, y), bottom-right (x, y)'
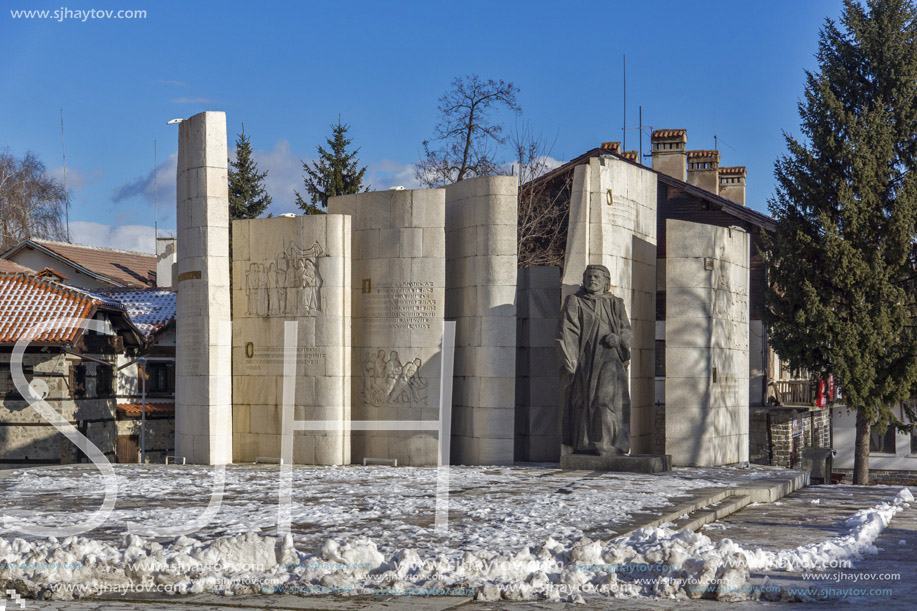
top-left (556, 264), bottom-right (632, 456)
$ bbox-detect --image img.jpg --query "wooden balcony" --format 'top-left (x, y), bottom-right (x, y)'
top-left (772, 379), bottom-right (815, 407)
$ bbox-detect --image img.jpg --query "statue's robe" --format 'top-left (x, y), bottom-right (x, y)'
top-left (556, 289), bottom-right (632, 455)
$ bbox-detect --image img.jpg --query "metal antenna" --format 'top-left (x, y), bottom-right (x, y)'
top-left (60, 109), bottom-right (70, 242)
top-left (624, 105), bottom-right (653, 162)
top-left (153, 140), bottom-right (158, 240)
top-left (622, 54), bottom-right (626, 152)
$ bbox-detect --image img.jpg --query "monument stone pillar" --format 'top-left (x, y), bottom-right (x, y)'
top-left (174, 110), bottom-right (233, 465)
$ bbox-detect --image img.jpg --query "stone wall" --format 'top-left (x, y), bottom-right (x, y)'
top-left (0, 352), bottom-right (116, 463)
top-left (665, 219), bottom-right (749, 466)
top-left (445, 176), bottom-right (518, 465)
top-left (514, 266), bottom-right (562, 462)
top-left (329, 189), bottom-right (445, 466)
top-left (231, 214), bottom-right (351, 465)
top-left (174, 111), bottom-right (232, 465)
top-left (749, 407), bottom-right (830, 467)
top-left (561, 155), bottom-right (658, 453)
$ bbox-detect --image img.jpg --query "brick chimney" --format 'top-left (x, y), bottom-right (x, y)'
top-left (719, 166), bottom-right (746, 205)
top-left (687, 149), bottom-right (721, 194)
top-left (651, 129), bottom-right (687, 180)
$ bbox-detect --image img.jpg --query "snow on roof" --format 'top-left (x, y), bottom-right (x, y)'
top-left (98, 288), bottom-right (176, 338)
top-left (0, 273), bottom-right (101, 344)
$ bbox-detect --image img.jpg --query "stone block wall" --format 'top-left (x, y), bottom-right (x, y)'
top-left (231, 214), bottom-right (351, 465)
top-left (665, 219), bottom-right (749, 466)
top-left (445, 176), bottom-right (518, 465)
top-left (514, 266), bottom-right (562, 462)
top-left (0, 352), bottom-right (117, 463)
top-left (329, 189), bottom-right (445, 466)
top-left (174, 111), bottom-right (232, 465)
top-left (561, 155), bottom-right (658, 453)
top-left (749, 406), bottom-right (831, 467)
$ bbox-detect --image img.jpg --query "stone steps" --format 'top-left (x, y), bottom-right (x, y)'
top-left (608, 469), bottom-right (810, 539)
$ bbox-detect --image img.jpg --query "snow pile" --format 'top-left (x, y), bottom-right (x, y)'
top-left (0, 487), bottom-right (910, 603)
top-left (741, 487), bottom-right (913, 571)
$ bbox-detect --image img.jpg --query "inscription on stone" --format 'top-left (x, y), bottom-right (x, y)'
top-left (361, 281), bottom-right (437, 330)
top-left (242, 346), bottom-right (326, 376)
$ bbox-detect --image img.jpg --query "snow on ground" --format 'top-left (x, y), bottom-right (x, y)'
top-left (0, 464), bottom-right (728, 557)
top-left (0, 465), bottom-right (909, 602)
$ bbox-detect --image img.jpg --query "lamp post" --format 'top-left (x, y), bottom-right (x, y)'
top-left (139, 356), bottom-right (147, 464)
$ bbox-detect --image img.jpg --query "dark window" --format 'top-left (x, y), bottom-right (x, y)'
top-left (96, 365), bottom-right (114, 398)
top-left (2, 363), bottom-right (33, 401)
top-left (655, 340), bottom-right (666, 377)
top-left (144, 362), bottom-right (174, 394)
top-left (911, 427), bottom-right (917, 455)
top-left (72, 364), bottom-right (87, 398)
top-left (870, 426), bottom-right (896, 454)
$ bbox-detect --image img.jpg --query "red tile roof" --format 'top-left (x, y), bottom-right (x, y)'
top-left (687, 149), bottom-right (720, 159)
top-left (0, 260), bottom-right (34, 275)
top-left (117, 402), bottom-right (175, 418)
top-left (719, 166), bottom-right (747, 176)
top-left (99, 288), bottom-right (176, 339)
top-left (0, 274), bottom-right (100, 344)
top-left (652, 129), bottom-right (687, 139)
top-left (8, 239), bottom-right (157, 288)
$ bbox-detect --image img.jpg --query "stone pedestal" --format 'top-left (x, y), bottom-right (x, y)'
top-left (559, 453), bottom-right (672, 473)
top-left (174, 111), bottom-right (232, 465)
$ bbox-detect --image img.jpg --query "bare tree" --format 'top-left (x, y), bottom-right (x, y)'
top-left (0, 148), bottom-right (68, 251)
top-left (415, 75), bottom-right (520, 187)
top-left (512, 123), bottom-right (569, 268)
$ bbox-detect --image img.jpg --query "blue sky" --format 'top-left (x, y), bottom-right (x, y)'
top-left (1, 0), bottom-right (843, 252)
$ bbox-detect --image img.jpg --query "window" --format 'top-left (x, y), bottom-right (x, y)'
top-left (870, 426), bottom-right (896, 454)
top-left (655, 340), bottom-right (666, 377)
top-left (143, 362), bottom-right (174, 394)
top-left (2, 363), bottom-right (32, 401)
top-left (72, 364), bottom-right (86, 398)
top-left (96, 365), bottom-right (114, 398)
top-left (911, 427), bottom-right (916, 455)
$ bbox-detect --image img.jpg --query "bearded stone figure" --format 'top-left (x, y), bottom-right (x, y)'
top-left (556, 264), bottom-right (632, 456)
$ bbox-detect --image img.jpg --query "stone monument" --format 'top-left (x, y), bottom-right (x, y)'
top-left (557, 265), bottom-right (671, 472)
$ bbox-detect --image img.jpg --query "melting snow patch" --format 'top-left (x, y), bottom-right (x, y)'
top-left (0, 488), bottom-right (909, 602)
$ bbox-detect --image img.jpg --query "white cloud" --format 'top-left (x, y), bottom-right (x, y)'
top-left (69, 221), bottom-right (169, 253)
top-left (48, 166), bottom-right (103, 189)
top-left (250, 139), bottom-right (310, 215)
top-left (366, 159), bottom-right (422, 191)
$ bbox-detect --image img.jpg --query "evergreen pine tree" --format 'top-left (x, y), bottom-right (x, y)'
top-left (295, 118), bottom-right (366, 213)
top-left (228, 127), bottom-right (272, 220)
top-left (765, 0), bottom-right (917, 484)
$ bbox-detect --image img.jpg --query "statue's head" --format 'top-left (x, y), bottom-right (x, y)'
top-left (583, 265), bottom-right (611, 295)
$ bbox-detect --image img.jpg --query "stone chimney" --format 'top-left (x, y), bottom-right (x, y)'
top-left (621, 150), bottom-right (638, 163)
top-left (651, 129), bottom-right (687, 180)
top-left (719, 166), bottom-right (746, 205)
top-left (687, 149), bottom-right (721, 194)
